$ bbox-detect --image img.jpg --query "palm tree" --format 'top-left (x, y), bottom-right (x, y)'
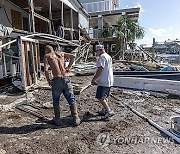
top-left (102, 15), bottom-right (145, 52)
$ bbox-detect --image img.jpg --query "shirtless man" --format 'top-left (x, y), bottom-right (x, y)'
top-left (44, 45), bottom-right (80, 126)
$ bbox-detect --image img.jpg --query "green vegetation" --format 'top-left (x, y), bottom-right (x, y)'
top-left (102, 16), bottom-right (145, 50)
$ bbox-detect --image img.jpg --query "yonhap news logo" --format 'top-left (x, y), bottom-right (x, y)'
top-left (96, 132), bottom-right (174, 147)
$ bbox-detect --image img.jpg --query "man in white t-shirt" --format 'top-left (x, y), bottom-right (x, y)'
top-left (91, 44), bottom-right (115, 120)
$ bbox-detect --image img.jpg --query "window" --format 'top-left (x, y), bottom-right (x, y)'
top-left (87, 3), bottom-right (93, 12)
top-left (23, 17), bottom-right (28, 31)
top-left (94, 2), bottom-right (98, 12)
top-left (99, 1), bottom-right (105, 12)
top-left (83, 1), bottom-right (111, 13)
top-left (105, 0), bottom-right (110, 11)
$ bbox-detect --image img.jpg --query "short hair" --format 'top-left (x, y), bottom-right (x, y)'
top-left (45, 45), bottom-right (54, 52)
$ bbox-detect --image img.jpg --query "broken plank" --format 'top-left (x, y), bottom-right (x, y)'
top-left (74, 83), bottom-right (91, 95)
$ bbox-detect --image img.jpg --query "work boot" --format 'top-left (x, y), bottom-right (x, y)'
top-left (70, 104), bottom-right (81, 126)
top-left (53, 106), bottom-right (61, 126)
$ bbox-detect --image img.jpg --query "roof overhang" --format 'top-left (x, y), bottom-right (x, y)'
top-left (61, 0), bottom-right (77, 12)
top-left (89, 7), bottom-right (140, 28)
top-left (9, 0), bottom-right (78, 13)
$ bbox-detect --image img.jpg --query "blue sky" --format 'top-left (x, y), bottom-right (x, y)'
top-left (119, 0), bottom-right (180, 45)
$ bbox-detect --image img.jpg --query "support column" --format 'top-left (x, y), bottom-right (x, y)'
top-left (0, 39), bottom-right (2, 61)
top-left (48, 0), bottom-right (52, 35)
top-left (61, 2), bottom-right (64, 26)
top-left (152, 38), bottom-right (156, 59)
top-left (70, 9), bottom-right (73, 40)
top-left (28, 0), bottom-right (35, 33)
top-left (98, 15), bottom-right (103, 38)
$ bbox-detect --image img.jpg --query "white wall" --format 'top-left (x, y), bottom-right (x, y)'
top-left (70, 0), bottom-right (89, 33)
top-left (0, 0), bottom-right (28, 28)
top-left (79, 10), bottom-right (89, 31)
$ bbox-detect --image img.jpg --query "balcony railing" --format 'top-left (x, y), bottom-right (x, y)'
top-left (83, 0), bottom-right (111, 13)
top-left (89, 28), bottom-right (103, 39)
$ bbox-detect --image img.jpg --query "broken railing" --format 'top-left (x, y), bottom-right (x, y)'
top-left (0, 33), bottom-right (80, 91)
top-left (75, 43), bottom-right (91, 63)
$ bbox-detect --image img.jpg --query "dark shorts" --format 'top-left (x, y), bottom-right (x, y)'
top-left (52, 77), bottom-right (75, 106)
top-left (96, 86), bottom-right (111, 100)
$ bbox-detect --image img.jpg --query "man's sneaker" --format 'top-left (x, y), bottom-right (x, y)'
top-left (104, 110), bottom-right (115, 120)
top-left (98, 109), bottom-right (107, 116)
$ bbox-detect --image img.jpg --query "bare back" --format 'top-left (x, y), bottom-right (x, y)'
top-left (45, 52), bottom-right (67, 78)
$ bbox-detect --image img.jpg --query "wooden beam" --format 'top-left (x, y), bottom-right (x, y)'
top-left (18, 36), bottom-right (27, 90)
top-left (61, 2), bottom-right (64, 26)
top-left (29, 0), bottom-right (35, 33)
top-left (0, 40), bottom-right (17, 49)
top-left (34, 13), bottom-right (51, 23)
top-left (48, 0), bottom-right (52, 34)
top-left (70, 9), bottom-right (73, 40)
top-left (30, 42), bottom-right (37, 84)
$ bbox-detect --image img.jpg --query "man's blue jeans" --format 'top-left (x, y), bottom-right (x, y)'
top-left (52, 77), bottom-right (75, 106)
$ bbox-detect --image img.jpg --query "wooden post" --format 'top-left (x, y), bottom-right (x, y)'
top-left (0, 40), bottom-right (2, 61)
top-left (29, 0), bottom-right (35, 33)
top-left (18, 36), bottom-right (27, 90)
top-left (152, 38), bottom-right (156, 59)
top-left (98, 15), bottom-right (103, 38)
top-left (30, 42), bottom-right (37, 84)
top-left (60, 1), bottom-right (64, 38)
top-left (70, 9), bottom-right (73, 40)
top-left (48, 0), bottom-right (52, 34)
top-left (3, 53), bottom-right (7, 77)
top-left (61, 2), bottom-right (64, 26)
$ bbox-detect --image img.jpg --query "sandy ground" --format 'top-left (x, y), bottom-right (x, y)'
top-left (0, 76), bottom-right (180, 154)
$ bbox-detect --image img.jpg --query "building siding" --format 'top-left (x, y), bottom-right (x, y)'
top-left (0, 0), bottom-right (28, 28)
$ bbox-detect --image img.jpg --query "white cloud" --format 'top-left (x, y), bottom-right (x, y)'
top-left (168, 27), bottom-right (173, 31)
top-left (135, 37), bottom-right (152, 46)
top-left (149, 28), bottom-right (167, 37)
top-left (136, 27), bottom-right (180, 46)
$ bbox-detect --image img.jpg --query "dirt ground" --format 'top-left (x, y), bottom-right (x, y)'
top-left (0, 76), bottom-right (180, 154)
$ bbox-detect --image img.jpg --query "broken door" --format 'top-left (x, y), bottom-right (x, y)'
top-left (18, 36), bottom-right (40, 90)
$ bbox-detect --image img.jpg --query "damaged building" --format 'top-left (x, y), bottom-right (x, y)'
top-left (80, 0), bottom-right (140, 55)
top-left (0, 0), bottom-right (142, 90)
top-left (0, 0), bottom-right (89, 90)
